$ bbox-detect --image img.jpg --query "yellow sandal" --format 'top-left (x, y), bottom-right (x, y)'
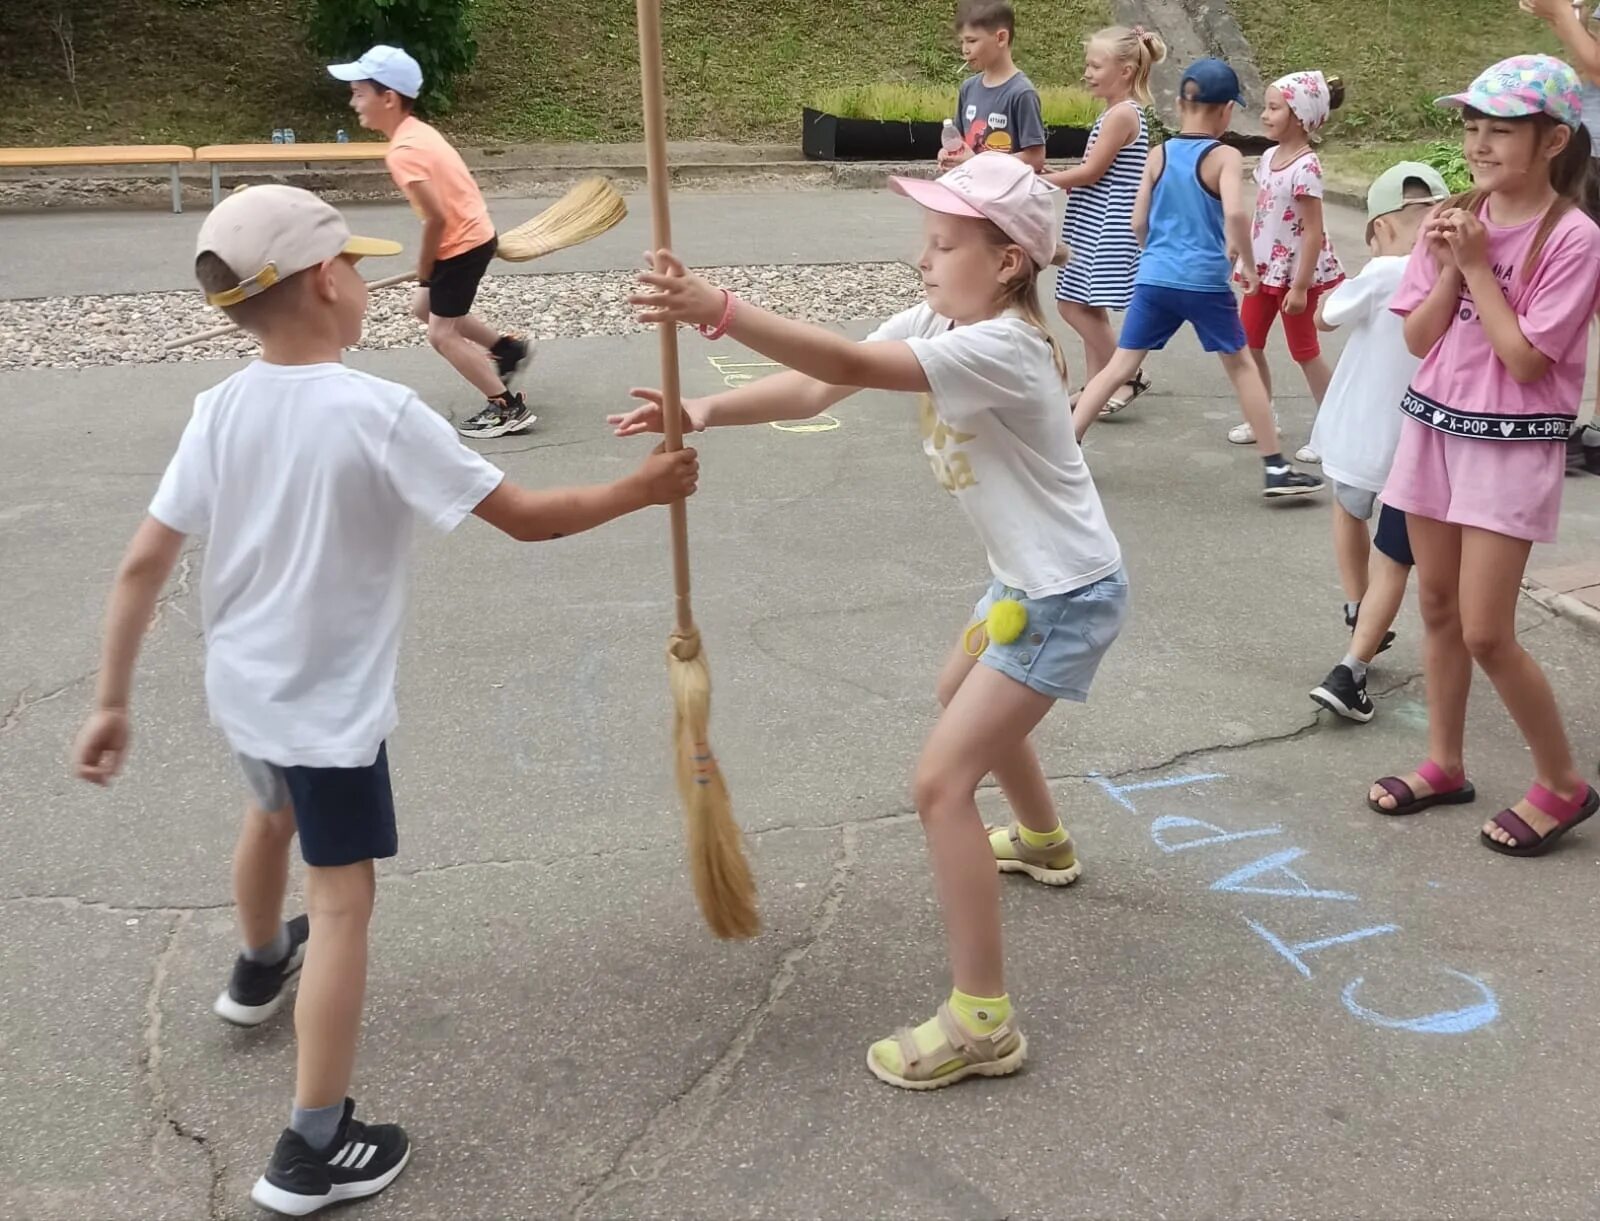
top-left (866, 1002), bottom-right (1027, 1091)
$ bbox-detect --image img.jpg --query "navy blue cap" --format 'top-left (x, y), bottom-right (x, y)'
top-left (1180, 58), bottom-right (1245, 106)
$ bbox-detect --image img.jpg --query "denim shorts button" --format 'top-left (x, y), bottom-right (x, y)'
top-left (1019, 654), bottom-right (1033, 665)
top-left (1029, 632), bottom-right (1043, 644)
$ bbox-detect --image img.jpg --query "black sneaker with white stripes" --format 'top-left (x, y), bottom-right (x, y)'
top-left (250, 1099), bottom-right (410, 1217)
top-left (458, 391), bottom-right (537, 439)
top-left (1262, 463), bottom-right (1324, 498)
top-left (1310, 664), bottom-right (1375, 723)
top-left (1343, 604), bottom-right (1396, 654)
top-left (489, 333), bottom-right (533, 385)
top-left (213, 915), bottom-right (309, 1027)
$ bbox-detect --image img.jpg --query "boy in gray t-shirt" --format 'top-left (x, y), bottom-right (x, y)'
top-left (941, 0), bottom-right (1046, 171)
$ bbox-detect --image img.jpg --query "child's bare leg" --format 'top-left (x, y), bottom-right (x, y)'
top-left (914, 666), bottom-right (1055, 997)
top-left (1217, 350), bottom-right (1282, 455)
top-left (934, 645), bottom-right (1060, 834)
top-left (294, 861), bottom-right (376, 1117)
top-left (1351, 552), bottom-right (1409, 664)
top-left (1249, 347), bottom-right (1274, 404)
top-left (1056, 300), bottom-right (1116, 393)
top-left (1298, 353), bottom-right (1333, 405)
top-left (426, 316), bottom-right (507, 398)
top-left (1072, 347), bottom-right (1149, 442)
top-left (234, 804), bottom-right (296, 951)
top-left (1460, 527), bottom-right (1588, 843)
top-left (455, 312), bottom-right (502, 350)
top-left (1371, 516), bottom-right (1469, 809)
top-left (1332, 503), bottom-right (1371, 605)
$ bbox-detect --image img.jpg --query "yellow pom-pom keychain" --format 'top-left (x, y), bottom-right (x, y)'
top-left (963, 597), bottom-right (1029, 656)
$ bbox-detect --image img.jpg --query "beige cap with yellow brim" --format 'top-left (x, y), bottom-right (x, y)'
top-left (197, 184), bottom-right (402, 307)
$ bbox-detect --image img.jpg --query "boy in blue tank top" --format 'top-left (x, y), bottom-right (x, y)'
top-left (1071, 59), bottom-right (1324, 499)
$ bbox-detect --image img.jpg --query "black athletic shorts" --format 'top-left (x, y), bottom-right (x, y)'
top-left (423, 234), bottom-right (497, 319)
top-left (1373, 503), bottom-right (1413, 568)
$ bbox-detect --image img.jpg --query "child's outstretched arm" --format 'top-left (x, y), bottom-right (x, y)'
top-left (610, 370), bottom-right (857, 436)
top-left (1215, 148), bottom-right (1260, 295)
top-left (632, 251), bottom-right (932, 394)
top-left (472, 446), bottom-right (698, 542)
top-left (72, 517), bottom-right (187, 785)
top-left (1043, 104), bottom-right (1140, 190)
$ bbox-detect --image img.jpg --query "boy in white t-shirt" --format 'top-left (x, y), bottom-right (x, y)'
top-left (1306, 162), bottom-right (1448, 723)
top-left (70, 186), bottom-right (696, 1217)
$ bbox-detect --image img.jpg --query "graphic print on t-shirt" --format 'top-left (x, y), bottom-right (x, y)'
top-left (919, 393), bottom-right (979, 491)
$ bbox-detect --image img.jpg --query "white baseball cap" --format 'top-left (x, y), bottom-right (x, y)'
top-left (889, 151), bottom-right (1062, 269)
top-left (326, 44), bottom-right (424, 99)
top-left (196, 185), bottom-right (401, 307)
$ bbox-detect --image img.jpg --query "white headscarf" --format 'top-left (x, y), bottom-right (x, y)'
top-left (1272, 71), bottom-right (1331, 132)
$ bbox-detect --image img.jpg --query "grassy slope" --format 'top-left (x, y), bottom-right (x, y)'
top-left (0, 0), bottom-right (1109, 146)
top-left (1231, 0), bottom-right (1563, 144)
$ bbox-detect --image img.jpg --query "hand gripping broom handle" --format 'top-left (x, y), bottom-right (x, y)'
top-left (636, 0), bottom-right (695, 636)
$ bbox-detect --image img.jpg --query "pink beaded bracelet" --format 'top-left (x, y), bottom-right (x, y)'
top-left (697, 288), bottom-right (736, 340)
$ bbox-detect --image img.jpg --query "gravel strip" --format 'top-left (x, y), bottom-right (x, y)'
top-left (0, 262), bottom-right (923, 371)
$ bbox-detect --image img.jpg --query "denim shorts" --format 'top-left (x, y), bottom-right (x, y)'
top-left (970, 569), bottom-right (1130, 701)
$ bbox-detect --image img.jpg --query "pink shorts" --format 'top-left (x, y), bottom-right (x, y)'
top-left (1381, 418), bottom-right (1566, 543)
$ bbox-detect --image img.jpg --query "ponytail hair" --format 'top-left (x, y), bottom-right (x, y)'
top-left (1088, 24), bottom-right (1169, 107)
top-left (1447, 109), bottom-right (1591, 283)
top-left (1325, 74), bottom-right (1346, 112)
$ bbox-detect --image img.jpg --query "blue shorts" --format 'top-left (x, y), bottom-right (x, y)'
top-left (1373, 504), bottom-right (1413, 568)
top-left (237, 743), bottom-right (399, 867)
top-left (970, 570), bottom-right (1130, 701)
top-left (1120, 283), bottom-right (1246, 354)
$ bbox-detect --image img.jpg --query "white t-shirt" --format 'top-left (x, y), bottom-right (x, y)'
top-left (148, 361), bottom-right (504, 767)
top-left (866, 305), bottom-right (1121, 597)
top-left (1308, 255), bottom-right (1418, 494)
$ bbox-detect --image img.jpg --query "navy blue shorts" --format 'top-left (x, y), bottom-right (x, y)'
top-left (1373, 503), bottom-right (1413, 568)
top-left (1120, 283), bottom-right (1246, 354)
top-left (237, 744), bottom-right (398, 867)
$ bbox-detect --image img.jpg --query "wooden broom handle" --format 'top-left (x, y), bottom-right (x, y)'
top-left (636, 0), bottom-right (695, 636)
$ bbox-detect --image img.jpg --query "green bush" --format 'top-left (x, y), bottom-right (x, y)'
top-left (811, 82), bottom-right (1101, 129)
top-left (1419, 139), bottom-right (1471, 193)
top-left (305, 0), bottom-right (476, 115)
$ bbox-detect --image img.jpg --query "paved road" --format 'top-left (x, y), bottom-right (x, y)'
top-left (2, 187), bottom-right (1599, 1220)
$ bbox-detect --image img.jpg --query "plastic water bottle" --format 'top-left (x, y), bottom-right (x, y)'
top-left (283, 128), bottom-right (296, 144)
top-left (271, 128), bottom-right (285, 144)
top-left (336, 129), bottom-right (349, 144)
top-left (941, 119), bottom-right (964, 155)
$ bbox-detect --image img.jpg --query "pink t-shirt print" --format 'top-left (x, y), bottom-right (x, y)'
top-left (1390, 206), bottom-right (1600, 440)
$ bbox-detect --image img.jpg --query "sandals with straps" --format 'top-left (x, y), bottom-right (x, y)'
top-left (1100, 368), bottom-right (1152, 418)
top-left (866, 1002), bottom-right (1026, 1091)
top-left (988, 823), bottom-right (1081, 886)
top-left (1480, 784), bottom-right (1600, 857)
top-left (1367, 760), bottom-right (1476, 817)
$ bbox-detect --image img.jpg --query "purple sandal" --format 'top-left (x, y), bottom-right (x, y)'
top-left (1367, 760), bottom-right (1476, 817)
top-left (1480, 784), bottom-right (1600, 857)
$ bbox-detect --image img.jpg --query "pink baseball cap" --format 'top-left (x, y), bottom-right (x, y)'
top-left (890, 151), bottom-right (1062, 269)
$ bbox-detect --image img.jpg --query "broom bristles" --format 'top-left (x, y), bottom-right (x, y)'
top-left (669, 634), bottom-right (759, 940)
top-left (496, 177), bottom-right (628, 262)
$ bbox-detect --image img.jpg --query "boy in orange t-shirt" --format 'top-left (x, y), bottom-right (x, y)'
top-left (329, 45), bottom-right (534, 439)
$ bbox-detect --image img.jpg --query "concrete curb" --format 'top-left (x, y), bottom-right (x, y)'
top-left (1522, 580), bottom-right (1600, 637)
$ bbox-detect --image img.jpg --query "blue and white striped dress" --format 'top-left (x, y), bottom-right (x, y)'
top-left (1055, 100), bottom-right (1148, 309)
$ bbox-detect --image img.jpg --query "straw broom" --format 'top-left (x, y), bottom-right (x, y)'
top-left (636, 0), bottom-right (759, 940)
top-left (162, 177), bottom-right (627, 351)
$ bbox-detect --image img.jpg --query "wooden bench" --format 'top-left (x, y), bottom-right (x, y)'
top-left (195, 143), bottom-right (390, 205)
top-left (0, 145), bottom-right (195, 212)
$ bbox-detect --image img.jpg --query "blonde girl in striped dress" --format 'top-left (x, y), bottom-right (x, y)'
top-left (1046, 25), bottom-right (1166, 414)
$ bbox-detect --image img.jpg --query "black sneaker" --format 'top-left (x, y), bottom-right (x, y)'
top-left (458, 392), bottom-right (537, 439)
top-left (250, 1099), bottom-right (410, 1217)
top-left (1344, 604), bottom-right (1396, 655)
top-left (489, 334), bottom-right (533, 384)
top-left (1310, 664), bottom-right (1375, 723)
top-left (1262, 463), bottom-right (1324, 498)
top-left (213, 914), bottom-right (309, 1027)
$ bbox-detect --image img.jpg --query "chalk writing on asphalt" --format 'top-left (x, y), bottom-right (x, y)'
top-left (1092, 771), bottom-right (1499, 1036)
top-left (706, 354), bottom-right (842, 433)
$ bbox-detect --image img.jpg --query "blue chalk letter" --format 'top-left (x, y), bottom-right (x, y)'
top-left (1246, 918), bottom-right (1398, 978)
top-left (1150, 815), bottom-right (1283, 854)
top-left (1212, 847), bottom-right (1357, 902)
top-left (1342, 970), bottom-right (1499, 1035)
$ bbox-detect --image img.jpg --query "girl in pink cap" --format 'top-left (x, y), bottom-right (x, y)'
top-left (614, 150), bottom-right (1128, 1089)
top-left (1369, 55), bottom-right (1600, 855)
top-left (1234, 69), bottom-right (1347, 459)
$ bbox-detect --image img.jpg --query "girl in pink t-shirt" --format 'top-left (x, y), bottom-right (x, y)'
top-left (1370, 55), bottom-right (1600, 855)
